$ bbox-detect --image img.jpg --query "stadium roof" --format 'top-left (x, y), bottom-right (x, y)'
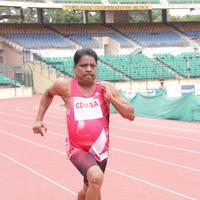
top-left (0, 0), bottom-right (200, 10)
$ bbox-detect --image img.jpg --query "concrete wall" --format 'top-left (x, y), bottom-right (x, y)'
top-left (0, 87), bottom-right (32, 99)
top-left (114, 78), bottom-right (200, 97)
top-left (114, 11), bottom-right (129, 23)
top-left (29, 61), bottom-right (58, 94)
top-left (103, 37), bottom-right (120, 55)
top-left (105, 11), bottom-right (129, 23)
top-left (3, 43), bottom-right (23, 66)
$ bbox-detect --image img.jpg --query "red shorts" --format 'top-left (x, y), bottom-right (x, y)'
top-left (70, 149), bottom-right (107, 184)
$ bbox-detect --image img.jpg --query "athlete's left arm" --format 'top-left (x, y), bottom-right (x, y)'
top-left (98, 81), bottom-right (135, 121)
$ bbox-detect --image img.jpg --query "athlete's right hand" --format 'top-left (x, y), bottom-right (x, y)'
top-left (32, 120), bottom-right (47, 137)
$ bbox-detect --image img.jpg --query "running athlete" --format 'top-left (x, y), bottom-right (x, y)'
top-left (32, 48), bottom-right (135, 200)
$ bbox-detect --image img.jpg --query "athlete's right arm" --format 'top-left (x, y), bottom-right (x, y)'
top-left (32, 78), bottom-right (69, 136)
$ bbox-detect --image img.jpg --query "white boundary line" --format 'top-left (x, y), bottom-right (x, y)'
top-left (110, 125), bottom-right (200, 141)
top-left (111, 147), bottom-right (200, 173)
top-left (0, 129), bottom-right (198, 200)
top-left (111, 134), bottom-right (200, 154)
top-left (107, 168), bottom-right (198, 200)
top-left (1, 116), bottom-right (200, 160)
top-left (0, 152), bottom-right (77, 196)
top-left (1, 111), bottom-right (200, 142)
top-left (0, 101), bottom-right (199, 132)
top-left (1, 128), bottom-right (200, 174)
top-left (0, 117), bottom-right (200, 155)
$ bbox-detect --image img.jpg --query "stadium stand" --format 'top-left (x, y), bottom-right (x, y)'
top-left (99, 54), bottom-right (176, 80)
top-left (42, 56), bottom-right (128, 81)
top-left (0, 73), bottom-right (20, 87)
top-left (48, 24), bottom-right (132, 48)
top-left (0, 1), bottom-right (200, 100)
top-left (112, 23), bottom-right (186, 46)
top-left (6, 0), bottom-right (45, 1)
top-left (171, 22), bottom-right (200, 42)
top-left (168, 0), bottom-right (200, 3)
top-left (108, 0), bottom-right (159, 3)
top-left (156, 52), bottom-right (200, 78)
top-left (0, 24), bottom-right (76, 49)
top-left (53, 0), bottom-right (102, 3)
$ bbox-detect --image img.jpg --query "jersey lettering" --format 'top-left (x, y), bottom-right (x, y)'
top-left (74, 97), bottom-right (103, 121)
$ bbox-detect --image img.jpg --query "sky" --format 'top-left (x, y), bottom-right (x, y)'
top-left (169, 9), bottom-right (200, 17)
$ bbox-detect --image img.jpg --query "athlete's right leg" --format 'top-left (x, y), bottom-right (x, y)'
top-left (85, 165), bottom-right (104, 200)
top-left (70, 149), bottom-right (107, 200)
top-left (77, 183), bottom-right (88, 200)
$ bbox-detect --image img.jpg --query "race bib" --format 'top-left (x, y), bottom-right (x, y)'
top-left (74, 97), bottom-right (103, 121)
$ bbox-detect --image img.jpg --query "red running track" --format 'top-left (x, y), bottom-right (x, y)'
top-left (0, 96), bottom-right (200, 200)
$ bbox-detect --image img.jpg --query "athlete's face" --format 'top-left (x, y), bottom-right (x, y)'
top-left (74, 55), bottom-right (97, 87)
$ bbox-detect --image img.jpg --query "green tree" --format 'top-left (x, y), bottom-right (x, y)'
top-left (23, 8), bottom-right (38, 23)
top-left (87, 12), bottom-right (102, 23)
top-left (129, 11), bottom-right (149, 23)
top-left (43, 9), bottom-right (83, 23)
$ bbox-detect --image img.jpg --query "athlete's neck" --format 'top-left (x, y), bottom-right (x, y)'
top-left (78, 82), bottom-right (96, 97)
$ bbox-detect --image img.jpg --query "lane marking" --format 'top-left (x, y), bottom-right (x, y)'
top-left (1, 128), bottom-right (200, 174)
top-left (112, 134), bottom-right (200, 154)
top-left (0, 130), bottom-right (198, 200)
top-left (0, 152), bottom-right (76, 196)
top-left (1, 111), bottom-right (200, 142)
top-left (1, 117), bottom-right (200, 157)
top-left (111, 125), bottom-right (200, 142)
top-left (111, 147), bottom-right (200, 173)
top-left (107, 168), bottom-right (198, 200)
top-left (1, 103), bottom-right (200, 132)
top-left (0, 129), bottom-right (65, 155)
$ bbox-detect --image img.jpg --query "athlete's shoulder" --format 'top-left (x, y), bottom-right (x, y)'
top-left (49, 77), bottom-right (71, 96)
top-left (55, 77), bottom-right (70, 84)
top-left (97, 80), bottom-right (115, 90)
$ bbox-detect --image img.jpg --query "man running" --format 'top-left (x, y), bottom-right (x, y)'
top-left (32, 48), bottom-right (135, 200)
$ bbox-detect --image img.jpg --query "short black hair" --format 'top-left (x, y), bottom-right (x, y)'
top-left (74, 48), bottom-right (98, 65)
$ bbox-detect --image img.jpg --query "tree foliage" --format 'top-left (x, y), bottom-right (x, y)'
top-left (0, 6), bottom-right (200, 23)
top-left (43, 9), bottom-right (83, 23)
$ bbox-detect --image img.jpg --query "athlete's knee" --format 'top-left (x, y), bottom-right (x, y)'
top-left (87, 166), bottom-right (104, 187)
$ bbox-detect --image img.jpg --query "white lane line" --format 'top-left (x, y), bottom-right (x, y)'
top-left (1, 128), bottom-right (200, 173)
top-left (10, 108), bottom-right (200, 141)
top-left (1, 117), bottom-right (200, 155)
top-left (0, 130), bottom-right (198, 200)
top-left (0, 129), bottom-right (65, 155)
top-left (107, 168), bottom-right (198, 200)
top-left (112, 134), bottom-right (200, 154)
top-left (4, 103), bottom-right (200, 132)
top-left (111, 125), bottom-right (200, 142)
top-left (112, 119), bottom-right (200, 133)
top-left (111, 147), bottom-right (200, 173)
top-left (0, 152), bottom-right (76, 196)
top-left (1, 111), bottom-right (200, 143)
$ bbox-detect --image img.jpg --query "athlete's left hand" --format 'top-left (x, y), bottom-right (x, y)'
top-left (97, 81), bottom-right (113, 101)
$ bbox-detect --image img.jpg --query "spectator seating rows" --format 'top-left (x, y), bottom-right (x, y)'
top-left (49, 24), bottom-right (132, 48)
top-left (156, 52), bottom-right (200, 78)
top-left (0, 73), bottom-right (21, 86)
top-left (0, 24), bottom-right (75, 49)
top-left (42, 56), bottom-right (127, 81)
top-left (112, 23), bottom-right (185, 46)
top-left (172, 22), bottom-right (200, 42)
top-left (108, 0), bottom-right (159, 3)
top-left (99, 54), bottom-right (176, 79)
top-left (53, 0), bottom-right (102, 3)
top-left (168, 0), bottom-right (200, 3)
top-left (0, 23), bottom-right (194, 49)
